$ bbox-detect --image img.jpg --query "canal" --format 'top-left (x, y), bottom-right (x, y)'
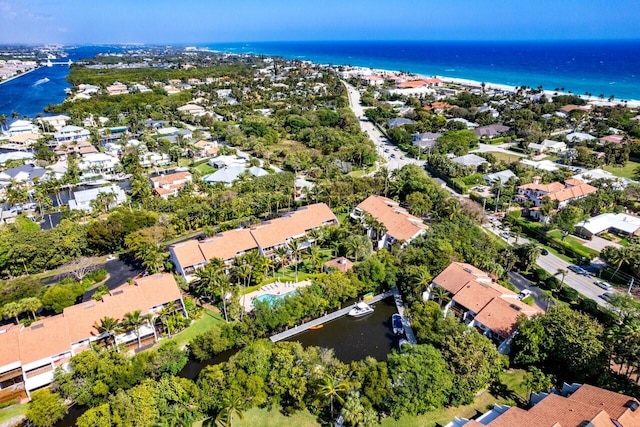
top-left (55, 297), bottom-right (400, 426)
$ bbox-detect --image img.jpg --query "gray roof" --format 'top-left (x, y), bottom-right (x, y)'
top-left (451, 154), bottom-right (488, 167)
top-left (203, 166), bottom-right (269, 185)
top-left (387, 118), bottom-right (416, 128)
top-left (484, 169), bottom-right (517, 184)
top-left (0, 164), bottom-right (48, 181)
top-left (473, 124), bottom-right (510, 138)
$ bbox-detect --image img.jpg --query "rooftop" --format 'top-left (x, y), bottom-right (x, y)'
top-left (356, 195), bottom-right (427, 242)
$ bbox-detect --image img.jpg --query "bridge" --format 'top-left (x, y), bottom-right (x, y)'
top-left (44, 59), bottom-right (73, 67)
top-left (269, 290), bottom-right (393, 342)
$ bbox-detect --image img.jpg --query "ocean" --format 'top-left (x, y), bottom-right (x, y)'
top-left (207, 40), bottom-right (640, 101)
top-left (2, 40), bottom-right (639, 119)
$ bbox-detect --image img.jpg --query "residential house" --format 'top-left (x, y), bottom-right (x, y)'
top-left (566, 132), bottom-right (596, 143)
top-left (7, 120), bottom-right (39, 136)
top-left (0, 274), bottom-right (185, 400)
top-left (473, 124), bottom-right (510, 138)
top-left (202, 165), bottom-right (269, 185)
top-left (396, 78), bottom-right (442, 89)
top-left (78, 153), bottom-right (120, 179)
top-left (451, 154), bottom-right (489, 170)
top-left (105, 82), bottom-right (128, 95)
top-left (599, 134), bottom-right (625, 145)
top-left (6, 132), bottom-right (39, 149)
top-left (169, 203), bottom-right (338, 280)
top-left (150, 171), bottom-right (193, 199)
top-left (575, 213), bottom-right (640, 239)
top-left (517, 176), bottom-right (598, 221)
top-left (361, 75), bottom-right (384, 86)
top-left (527, 139), bottom-right (567, 154)
top-left (323, 257), bottom-right (354, 273)
top-left (208, 155), bottom-right (248, 169)
top-left (424, 262), bottom-right (543, 354)
top-left (448, 118), bottom-right (479, 129)
top-left (177, 103), bottom-right (206, 117)
top-left (387, 118), bottom-right (416, 128)
top-left (352, 195), bottom-right (427, 249)
top-left (37, 115), bottom-right (70, 131)
top-left (54, 140), bottom-right (98, 158)
top-left (193, 140), bottom-right (219, 158)
top-left (0, 152), bottom-right (35, 166)
top-left (68, 184), bottom-right (126, 212)
top-left (447, 383), bottom-right (640, 427)
top-left (483, 169), bottom-right (517, 185)
top-left (412, 132), bottom-right (441, 151)
top-left (572, 168), bottom-right (632, 190)
top-left (519, 158), bottom-right (561, 172)
top-left (0, 164), bottom-right (50, 189)
top-left (54, 125), bottom-right (91, 144)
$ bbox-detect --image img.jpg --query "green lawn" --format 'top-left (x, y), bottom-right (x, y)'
top-left (603, 160), bottom-right (640, 179)
top-left (170, 308), bottom-right (224, 348)
top-left (547, 230), bottom-right (599, 258)
top-left (193, 163), bottom-right (215, 175)
top-left (0, 403), bottom-right (27, 425)
top-left (487, 151), bottom-right (523, 164)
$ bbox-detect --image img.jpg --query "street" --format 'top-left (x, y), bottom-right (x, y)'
top-left (483, 220), bottom-right (611, 307)
top-left (343, 81), bottom-right (425, 172)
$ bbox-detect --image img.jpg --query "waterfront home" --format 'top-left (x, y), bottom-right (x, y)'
top-left (527, 139), bottom-right (567, 154)
top-left (575, 213), bottom-right (640, 239)
top-left (140, 151), bottom-right (171, 168)
top-left (6, 132), bottom-right (39, 149)
top-left (0, 165), bottom-right (51, 191)
top-left (396, 78), bottom-right (442, 89)
top-left (352, 195), bottom-right (427, 249)
top-left (68, 184), bottom-right (126, 212)
top-left (0, 151), bottom-right (35, 166)
top-left (7, 120), bottom-right (39, 136)
top-left (54, 125), bottom-right (91, 144)
top-left (170, 203), bottom-right (338, 280)
top-left (572, 168), bottom-right (632, 190)
top-left (78, 153), bottom-right (120, 178)
top-left (447, 383), bottom-right (640, 427)
top-left (424, 262), bottom-right (543, 354)
top-left (54, 140), bottom-right (98, 158)
top-left (517, 176), bottom-right (597, 222)
top-left (37, 115), bottom-right (70, 131)
top-left (473, 124), bottom-right (510, 139)
top-left (150, 171), bottom-right (193, 199)
top-left (0, 274), bottom-right (185, 401)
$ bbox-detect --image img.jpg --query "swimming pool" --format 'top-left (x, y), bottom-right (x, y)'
top-left (253, 290), bottom-right (297, 306)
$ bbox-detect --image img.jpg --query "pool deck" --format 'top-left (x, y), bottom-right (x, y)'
top-left (241, 279), bottom-right (312, 312)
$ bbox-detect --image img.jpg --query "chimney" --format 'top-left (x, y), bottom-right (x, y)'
top-left (533, 176), bottom-right (541, 185)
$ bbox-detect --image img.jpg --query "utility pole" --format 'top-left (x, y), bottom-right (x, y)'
top-left (627, 277), bottom-right (635, 295)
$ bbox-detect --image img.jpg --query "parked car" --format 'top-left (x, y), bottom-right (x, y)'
top-left (518, 289), bottom-right (533, 300)
top-left (540, 248), bottom-right (549, 255)
top-left (600, 291), bottom-right (616, 302)
top-left (568, 265), bottom-right (589, 275)
top-left (501, 231), bottom-right (510, 239)
top-left (594, 281), bottom-right (613, 290)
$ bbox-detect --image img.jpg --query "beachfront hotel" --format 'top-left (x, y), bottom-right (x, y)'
top-left (169, 203), bottom-right (338, 280)
top-left (0, 274), bottom-right (185, 402)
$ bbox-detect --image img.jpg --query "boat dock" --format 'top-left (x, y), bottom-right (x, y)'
top-left (269, 290), bottom-right (393, 342)
top-left (391, 286), bottom-right (417, 344)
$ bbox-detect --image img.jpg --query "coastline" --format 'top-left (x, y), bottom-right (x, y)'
top-left (0, 66), bottom-right (40, 86)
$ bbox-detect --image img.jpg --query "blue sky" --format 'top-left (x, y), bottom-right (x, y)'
top-left (1, 0), bottom-right (639, 44)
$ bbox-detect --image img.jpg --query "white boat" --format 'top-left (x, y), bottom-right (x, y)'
top-left (348, 302), bottom-right (374, 318)
top-left (34, 77), bottom-right (50, 86)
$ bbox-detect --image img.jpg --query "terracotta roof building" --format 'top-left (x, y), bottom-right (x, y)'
top-left (448, 383), bottom-right (640, 427)
top-left (323, 257), bottom-right (354, 273)
top-left (0, 274), bottom-right (184, 399)
top-left (517, 176), bottom-right (598, 222)
top-left (150, 171), bottom-right (192, 199)
top-left (352, 195), bottom-right (427, 249)
top-left (425, 262), bottom-right (542, 354)
top-left (169, 203), bottom-right (338, 279)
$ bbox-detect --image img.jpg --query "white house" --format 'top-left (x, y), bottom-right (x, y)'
top-left (527, 139), bottom-right (567, 154)
top-left (54, 125), bottom-right (91, 143)
top-left (7, 120), bottom-right (39, 136)
top-left (575, 213), bottom-right (640, 239)
top-left (177, 103), bottom-right (206, 117)
top-left (37, 115), bottom-right (70, 131)
top-left (68, 185), bottom-right (126, 212)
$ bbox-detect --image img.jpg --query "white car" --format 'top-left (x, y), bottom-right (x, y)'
top-left (518, 289), bottom-right (533, 300)
top-left (594, 281), bottom-right (612, 290)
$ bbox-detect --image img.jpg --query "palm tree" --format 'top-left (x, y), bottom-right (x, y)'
top-left (412, 267), bottom-right (433, 295)
top-left (274, 246), bottom-right (289, 272)
top-left (307, 246), bottom-right (323, 273)
top-left (430, 286), bottom-right (449, 307)
top-left (205, 395), bottom-right (245, 427)
top-left (21, 297), bottom-right (42, 320)
top-left (2, 301), bottom-right (22, 324)
top-left (345, 235), bottom-right (371, 262)
top-left (93, 316), bottom-right (121, 350)
top-left (122, 310), bottom-right (151, 349)
top-left (317, 375), bottom-right (349, 419)
top-left (555, 268), bottom-right (568, 292)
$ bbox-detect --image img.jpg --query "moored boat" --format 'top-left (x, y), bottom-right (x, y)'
top-left (392, 314), bottom-right (404, 335)
top-left (309, 324), bottom-right (324, 330)
top-left (348, 302), bottom-right (374, 318)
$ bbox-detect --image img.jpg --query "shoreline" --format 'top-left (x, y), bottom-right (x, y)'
top-left (0, 66), bottom-right (40, 86)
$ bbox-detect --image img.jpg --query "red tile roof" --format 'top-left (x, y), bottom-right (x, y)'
top-left (356, 195), bottom-right (427, 242)
top-left (324, 257), bottom-right (354, 273)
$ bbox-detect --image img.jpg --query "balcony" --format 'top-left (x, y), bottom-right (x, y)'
top-left (0, 383), bottom-right (26, 405)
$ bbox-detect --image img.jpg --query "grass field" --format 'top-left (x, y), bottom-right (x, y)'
top-left (0, 403), bottom-right (27, 425)
top-left (603, 160), bottom-right (640, 179)
top-left (170, 308), bottom-right (224, 348)
top-left (193, 163), bottom-right (215, 175)
top-left (488, 151), bottom-right (523, 164)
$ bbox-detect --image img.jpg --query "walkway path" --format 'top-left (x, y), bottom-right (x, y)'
top-left (390, 287), bottom-right (417, 344)
top-left (269, 290), bottom-right (393, 342)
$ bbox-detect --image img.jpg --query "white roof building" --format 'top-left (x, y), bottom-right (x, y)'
top-left (203, 166), bottom-right (269, 185)
top-left (576, 213), bottom-right (640, 238)
top-left (566, 132), bottom-right (596, 143)
top-left (519, 159), bottom-right (561, 172)
top-left (7, 120), bottom-right (39, 136)
top-left (527, 139), bottom-right (567, 153)
top-left (38, 115), bottom-right (70, 131)
top-left (54, 125), bottom-right (91, 143)
top-left (69, 185), bottom-right (127, 212)
top-left (78, 153), bottom-right (119, 173)
top-left (572, 168), bottom-right (633, 189)
top-left (208, 155), bottom-right (248, 169)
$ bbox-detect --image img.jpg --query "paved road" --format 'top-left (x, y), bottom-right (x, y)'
top-left (343, 81), bottom-right (425, 172)
top-left (483, 219), bottom-right (610, 307)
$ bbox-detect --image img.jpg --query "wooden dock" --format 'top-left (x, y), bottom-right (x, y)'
top-left (269, 290), bottom-right (393, 342)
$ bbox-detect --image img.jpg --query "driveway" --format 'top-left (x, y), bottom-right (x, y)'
top-left (509, 271), bottom-right (549, 311)
top-left (583, 235), bottom-right (622, 252)
top-left (82, 258), bottom-right (143, 301)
